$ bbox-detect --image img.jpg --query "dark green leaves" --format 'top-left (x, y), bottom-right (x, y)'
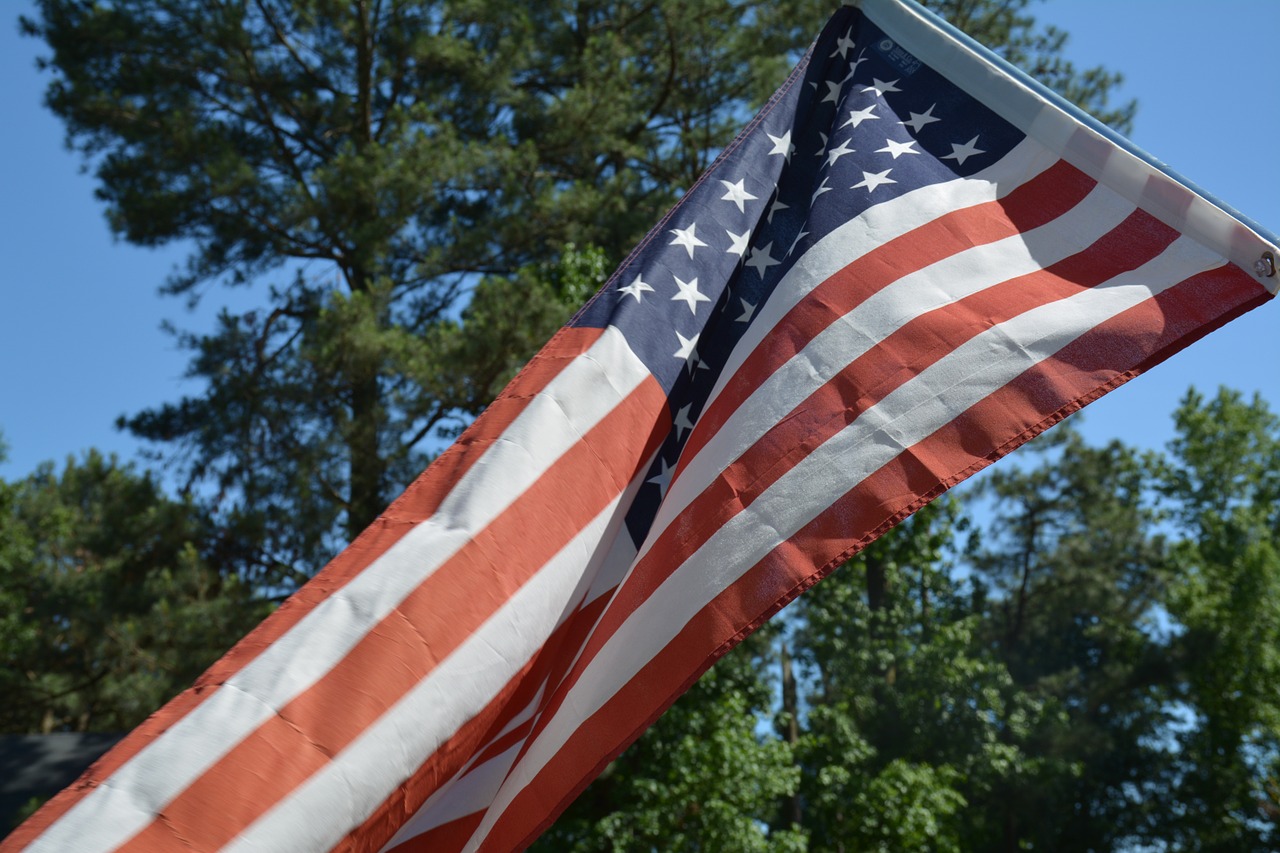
top-left (0, 452), bottom-right (266, 735)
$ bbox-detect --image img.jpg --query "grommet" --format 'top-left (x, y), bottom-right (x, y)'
top-left (1255, 251), bottom-right (1277, 278)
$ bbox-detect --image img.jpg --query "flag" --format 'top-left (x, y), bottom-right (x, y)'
top-left (8, 0), bottom-right (1278, 851)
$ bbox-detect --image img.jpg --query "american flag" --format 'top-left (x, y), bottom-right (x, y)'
top-left (8, 1), bottom-right (1277, 851)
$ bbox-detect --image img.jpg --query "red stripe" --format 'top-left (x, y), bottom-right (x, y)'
top-left (680, 160), bottom-right (1095, 470)
top-left (480, 263), bottom-right (1269, 853)
top-left (1, 327), bottom-right (605, 853)
top-left (500, 207), bottom-right (1179, 777)
top-left (653, 207), bottom-right (1178, 598)
top-left (114, 371), bottom-right (667, 853)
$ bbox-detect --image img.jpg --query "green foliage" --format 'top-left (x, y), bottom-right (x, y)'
top-left (790, 500), bottom-right (1062, 851)
top-left (20, 0), bottom-right (1150, 846)
top-left (0, 452), bottom-right (266, 734)
top-left (1159, 389), bottom-right (1280, 850)
top-left (25, 0), bottom-right (1134, 592)
top-left (24, 0), bottom-right (835, 587)
top-left (12, 797), bottom-right (44, 830)
top-left (963, 426), bottom-right (1176, 849)
top-left (434, 244), bottom-right (607, 426)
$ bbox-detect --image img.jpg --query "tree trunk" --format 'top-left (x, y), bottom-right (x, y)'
top-left (347, 369), bottom-right (386, 540)
top-left (780, 641), bottom-right (803, 827)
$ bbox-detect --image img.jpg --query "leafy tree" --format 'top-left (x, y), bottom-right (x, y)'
top-left (23, 0), bottom-right (832, 588)
top-left (21, 0), bottom-right (1138, 846)
top-left (24, 0), bottom-right (1132, 591)
top-left (0, 451), bottom-right (266, 735)
top-left (1159, 388), bottom-right (1280, 850)
top-left (963, 426), bottom-right (1176, 850)
top-left (787, 500), bottom-right (1009, 852)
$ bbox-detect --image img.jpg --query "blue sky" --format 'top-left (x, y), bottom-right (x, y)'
top-left (2, 0), bottom-right (1278, 482)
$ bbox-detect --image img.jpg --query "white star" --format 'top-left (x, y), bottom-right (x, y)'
top-left (841, 49), bottom-right (869, 83)
top-left (745, 242), bottom-right (780, 277)
top-left (826, 138), bottom-right (856, 168)
top-left (617, 274), bottom-right (653, 302)
top-left (839, 104), bottom-right (879, 130)
top-left (767, 130), bottom-right (794, 161)
top-left (725, 229), bottom-right (751, 257)
top-left (876, 138), bottom-right (919, 159)
top-left (672, 404), bottom-right (696, 440)
top-left (813, 131), bottom-right (829, 160)
top-left (766, 196), bottom-right (789, 224)
top-left (671, 275), bottom-right (710, 314)
top-left (735, 297), bottom-right (757, 323)
top-left (942, 135), bottom-right (986, 166)
top-left (787, 228), bottom-right (810, 257)
top-left (831, 29), bottom-right (856, 59)
top-left (673, 330), bottom-right (699, 364)
top-left (903, 104), bottom-right (940, 133)
top-left (647, 458), bottom-right (674, 496)
top-left (669, 222), bottom-right (708, 258)
top-left (851, 168), bottom-right (897, 193)
top-left (719, 178), bottom-right (758, 213)
top-left (822, 79), bottom-right (844, 104)
top-left (861, 78), bottom-right (901, 98)
top-left (811, 177), bottom-right (833, 204)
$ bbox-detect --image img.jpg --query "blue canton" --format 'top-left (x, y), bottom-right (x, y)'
top-left (571, 7), bottom-right (1026, 547)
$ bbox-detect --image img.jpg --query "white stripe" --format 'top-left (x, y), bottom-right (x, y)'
top-left (224, 490), bottom-right (634, 853)
top-left (581, 512), bottom-right (642, 607)
top-left (465, 236), bottom-right (1225, 850)
top-left (25, 327), bottom-right (651, 853)
top-left (703, 135), bottom-right (1058, 415)
top-left (652, 180), bottom-right (1135, 558)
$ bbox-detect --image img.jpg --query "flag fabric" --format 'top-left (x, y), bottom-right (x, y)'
top-left (8, 1), bottom-right (1279, 851)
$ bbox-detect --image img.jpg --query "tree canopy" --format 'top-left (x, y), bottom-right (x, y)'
top-left (23, 0), bottom-right (1133, 591)
top-left (29, 2), bottom-right (1280, 850)
top-left (0, 451), bottom-right (265, 736)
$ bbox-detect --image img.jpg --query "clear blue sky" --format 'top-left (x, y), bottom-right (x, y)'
top-left (2, 0), bottom-right (1278, 482)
